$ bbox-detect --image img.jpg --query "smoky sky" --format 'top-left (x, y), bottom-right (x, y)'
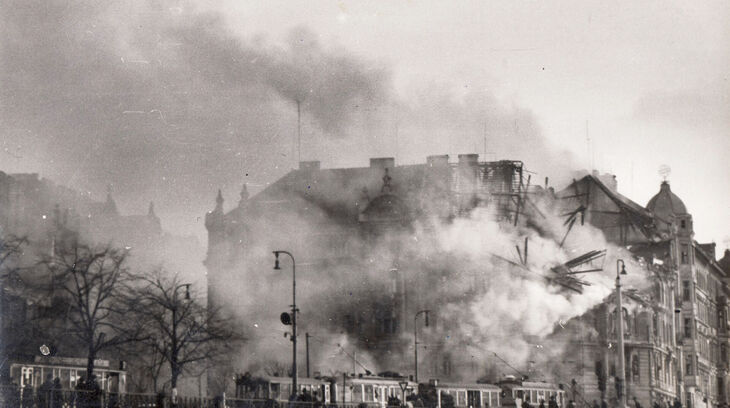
top-left (0, 0), bottom-right (573, 238)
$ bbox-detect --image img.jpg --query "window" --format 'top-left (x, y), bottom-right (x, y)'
top-left (686, 359), bottom-right (693, 376)
top-left (681, 220), bottom-right (686, 229)
top-left (681, 244), bottom-right (690, 264)
top-left (632, 355), bottom-right (640, 383)
top-left (684, 318), bottom-right (692, 338)
top-left (683, 281), bottom-right (691, 301)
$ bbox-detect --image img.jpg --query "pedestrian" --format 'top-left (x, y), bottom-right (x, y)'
top-left (549, 396), bottom-right (559, 408)
top-left (87, 375), bottom-right (102, 408)
top-left (51, 377), bottom-right (63, 408)
top-left (522, 397), bottom-right (532, 408)
top-left (654, 401), bottom-right (661, 408)
top-left (601, 399), bottom-right (608, 408)
top-left (5, 382), bottom-right (20, 408)
top-left (39, 373), bottom-right (54, 408)
top-left (672, 399), bottom-right (682, 408)
top-left (633, 397), bottom-right (643, 408)
top-left (76, 375), bottom-right (88, 408)
top-left (540, 399), bottom-right (546, 408)
top-left (21, 383), bottom-right (34, 408)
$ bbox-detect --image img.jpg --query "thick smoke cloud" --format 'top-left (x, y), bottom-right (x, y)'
top-left (1, 0), bottom-right (596, 383)
top-left (1, 0), bottom-right (574, 239)
top-left (0, 0), bottom-right (389, 229)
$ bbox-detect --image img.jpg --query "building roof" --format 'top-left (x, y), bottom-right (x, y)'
top-left (719, 249), bottom-right (730, 274)
top-left (646, 181), bottom-right (688, 217)
top-left (561, 174), bottom-right (660, 241)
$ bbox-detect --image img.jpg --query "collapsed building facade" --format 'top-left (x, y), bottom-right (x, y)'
top-left (204, 155), bottom-right (543, 389)
top-left (551, 174), bottom-right (730, 408)
top-left (205, 155), bottom-right (730, 408)
top-left (204, 155), bottom-right (619, 394)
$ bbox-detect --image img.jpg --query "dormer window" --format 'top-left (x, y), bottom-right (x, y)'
top-left (681, 219), bottom-right (686, 229)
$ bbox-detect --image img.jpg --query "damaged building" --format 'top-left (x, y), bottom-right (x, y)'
top-left (204, 155), bottom-right (729, 408)
top-left (551, 174), bottom-right (730, 408)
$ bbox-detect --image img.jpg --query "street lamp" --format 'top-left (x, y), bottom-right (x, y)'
top-left (273, 250), bottom-right (298, 398)
top-left (615, 260), bottom-right (628, 408)
top-left (414, 309), bottom-right (430, 383)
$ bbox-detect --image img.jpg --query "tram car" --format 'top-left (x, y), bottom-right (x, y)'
top-left (430, 381), bottom-right (501, 408)
top-left (330, 374), bottom-right (417, 407)
top-left (234, 373), bottom-right (417, 407)
top-left (234, 375), bottom-right (331, 403)
top-left (497, 376), bottom-right (566, 408)
top-left (8, 356), bottom-right (127, 394)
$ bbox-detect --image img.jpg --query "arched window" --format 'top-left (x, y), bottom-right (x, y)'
top-left (631, 355), bottom-right (640, 383)
top-left (610, 308), bottom-right (630, 336)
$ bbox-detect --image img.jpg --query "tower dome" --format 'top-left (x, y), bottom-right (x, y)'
top-left (646, 181), bottom-right (688, 218)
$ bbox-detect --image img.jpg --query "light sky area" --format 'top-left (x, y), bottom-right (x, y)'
top-left (1, 0), bottom-right (728, 253)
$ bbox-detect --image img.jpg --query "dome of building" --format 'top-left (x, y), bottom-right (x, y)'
top-left (646, 181), bottom-right (688, 217)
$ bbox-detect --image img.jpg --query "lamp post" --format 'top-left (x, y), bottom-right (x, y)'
top-left (414, 309), bottom-right (430, 383)
top-left (616, 260), bottom-right (628, 408)
top-left (274, 250), bottom-right (297, 397)
top-left (171, 283), bottom-right (191, 407)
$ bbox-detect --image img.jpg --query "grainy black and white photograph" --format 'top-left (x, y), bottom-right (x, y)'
top-left (1, 1), bottom-right (729, 408)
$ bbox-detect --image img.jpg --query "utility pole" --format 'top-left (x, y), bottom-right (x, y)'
top-left (414, 310), bottom-right (430, 383)
top-left (616, 260), bottom-right (628, 408)
top-left (273, 251), bottom-right (298, 398)
top-left (297, 99), bottom-right (301, 166)
top-left (306, 332), bottom-right (310, 377)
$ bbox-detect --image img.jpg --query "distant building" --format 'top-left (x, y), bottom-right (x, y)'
top-left (0, 171), bottom-right (205, 395)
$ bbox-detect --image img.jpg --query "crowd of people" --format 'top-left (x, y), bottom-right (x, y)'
top-left (1, 373), bottom-right (109, 408)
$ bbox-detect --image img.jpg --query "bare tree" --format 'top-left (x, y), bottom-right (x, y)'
top-left (0, 233), bottom-right (27, 278)
top-left (43, 242), bottom-right (140, 379)
top-left (0, 234), bottom-right (28, 362)
top-left (130, 269), bottom-right (243, 393)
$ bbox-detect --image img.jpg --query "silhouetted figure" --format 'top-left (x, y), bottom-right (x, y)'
top-left (672, 399), bottom-right (682, 408)
top-left (4, 382), bottom-right (20, 408)
top-left (156, 391), bottom-right (166, 408)
top-left (21, 383), bottom-right (34, 408)
top-left (634, 397), bottom-right (643, 408)
top-left (51, 377), bottom-right (63, 408)
top-left (601, 399), bottom-right (608, 408)
top-left (86, 374), bottom-right (102, 408)
top-left (39, 373), bottom-right (54, 408)
top-left (549, 395), bottom-right (559, 408)
top-left (539, 399), bottom-right (546, 408)
top-left (523, 397), bottom-right (532, 408)
top-left (76, 376), bottom-right (88, 408)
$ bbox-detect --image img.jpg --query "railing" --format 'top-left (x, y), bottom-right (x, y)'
top-left (0, 389), bottom-right (429, 408)
top-left (0, 386), bottom-right (215, 408)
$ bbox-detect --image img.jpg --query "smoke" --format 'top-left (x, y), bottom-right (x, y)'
top-left (1, 0), bottom-right (616, 385)
top-left (210, 173), bottom-right (651, 383)
top-left (0, 0), bottom-right (576, 241)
